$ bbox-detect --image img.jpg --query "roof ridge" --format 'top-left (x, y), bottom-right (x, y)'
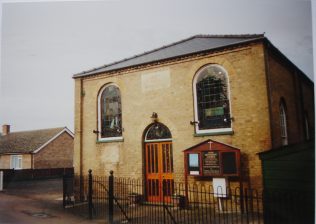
top-left (6, 127), bottom-right (65, 135)
top-left (194, 34), bottom-right (264, 38)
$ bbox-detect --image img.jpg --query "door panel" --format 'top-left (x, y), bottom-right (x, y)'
top-left (145, 142), bottom-right (174, 202)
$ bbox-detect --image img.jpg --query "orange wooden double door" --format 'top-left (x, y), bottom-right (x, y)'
top-left (145, 142), bottom-right (174, 202)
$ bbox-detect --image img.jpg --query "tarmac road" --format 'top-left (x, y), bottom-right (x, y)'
top-left (0, 178), bottom-right (103, 224)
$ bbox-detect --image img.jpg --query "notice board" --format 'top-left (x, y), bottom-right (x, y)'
top-left (184, 139), bottom-right (240, 177)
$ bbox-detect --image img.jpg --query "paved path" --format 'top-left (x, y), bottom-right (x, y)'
top-left (0, 178), bottom-right (104, 224)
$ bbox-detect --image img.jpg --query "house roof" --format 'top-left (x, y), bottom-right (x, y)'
top-left (0, 127), bottom-right (74, 154)
top-left (73, 34), bottom-right (265, 78)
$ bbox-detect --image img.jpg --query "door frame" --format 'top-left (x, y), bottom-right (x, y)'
top-left (142, 122), bottom-right (173, 202)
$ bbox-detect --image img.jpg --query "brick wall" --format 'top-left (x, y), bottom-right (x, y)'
top-left (74, 42), bottom-right (272, 190)
top-left (0, 154), bottom-right (32, 169)
top-left (0, 155), bottom-right (10, 169)
top-left (34, 131), bottom-right (74, 169)
top-left (267, 50), bottom-right (314, 148)
top-left (74, 79), bottom-right (82, 175)
top-left (301, 79), bottom-right (315, 139)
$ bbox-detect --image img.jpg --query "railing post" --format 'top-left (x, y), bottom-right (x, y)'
top-left (245, 188), bottom-right (249, 224)
top-left (239, 180), bottom-right (244, 214)
top-left (88, 169), bottom-right (93, 220)
top-left (108, 170), bottom-right (114, 224)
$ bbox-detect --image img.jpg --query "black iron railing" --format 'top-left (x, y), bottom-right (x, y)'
top-left (63, 170), bottom-right (314, 224)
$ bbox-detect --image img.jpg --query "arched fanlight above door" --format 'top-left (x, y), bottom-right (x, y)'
top-left (145, 123), bottom-right (172, 142)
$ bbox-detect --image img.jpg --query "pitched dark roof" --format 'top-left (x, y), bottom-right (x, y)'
top-left (0, 127), bottom-right (72, 154)
top-left (73, 34), bottom-right (264, 78)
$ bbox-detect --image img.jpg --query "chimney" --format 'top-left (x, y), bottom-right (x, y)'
top-left (2, 125), bottom-right (10, 136)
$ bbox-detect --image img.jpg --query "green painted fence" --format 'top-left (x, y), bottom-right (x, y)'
top-left (259, 141), bottom-right (315, 224)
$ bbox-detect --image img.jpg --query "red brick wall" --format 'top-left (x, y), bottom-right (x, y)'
top-left (33, 131), bottom-right (74, 169)
top-left (267, 50), bottom-right (314, 148)
top-left (301, 79), bottom-right (315, 139)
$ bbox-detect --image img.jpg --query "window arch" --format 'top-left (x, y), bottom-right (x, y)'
top-left (145, 122), bottom-right (172, 142)
top-left (98, 84), bottom-right (122, 140)
top-left (279, 100), bottom-right (288, 146)
top-left (193, 64), bottom-right (232, 134)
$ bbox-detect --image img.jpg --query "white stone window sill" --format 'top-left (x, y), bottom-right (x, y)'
top-left (194, 128), bottom-right (233, 137)
top-left (97, 137), bottom-right (124, 143)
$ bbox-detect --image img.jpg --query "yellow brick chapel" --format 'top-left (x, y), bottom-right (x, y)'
top-left (73, 34), bottom-right (314, 195)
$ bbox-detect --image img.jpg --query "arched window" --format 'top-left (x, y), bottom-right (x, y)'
top-left (279, 100), bottom-right (288, 146)
top-left (98, 84), bottom-right (122, 140)
top-left (145, 123), bottom-right (172, 142)
top-left (193, 64), bottom-right (232, 134)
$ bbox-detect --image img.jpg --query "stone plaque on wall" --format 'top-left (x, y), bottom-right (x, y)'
top-left (141, 69), bottom-right (170, 92)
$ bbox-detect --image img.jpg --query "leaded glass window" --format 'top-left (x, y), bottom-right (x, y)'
top-left (195, 65), bottom-right (231, 130)
top-left (100, 85), bottom-right (122, 138)
top-left (145, 123), bottom-right (172, 141)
